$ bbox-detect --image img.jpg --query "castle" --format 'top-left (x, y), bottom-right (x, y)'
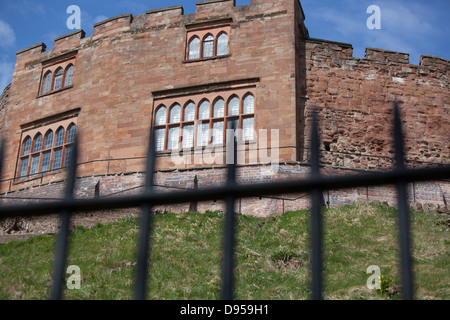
top-left (0, 0), bottom-right (448, 216)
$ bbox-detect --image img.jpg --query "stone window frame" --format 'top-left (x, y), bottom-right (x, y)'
top-left (153, 89), bottom-right (256, 153)
top-left (38, 51), bottom-right (77, 97)
top-left (185, 24), bottom-right (231, 62)
top-left (16, 110), bottom-right (79, 182)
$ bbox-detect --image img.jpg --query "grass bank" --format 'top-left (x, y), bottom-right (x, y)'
top-left (0, 201), bottom-right (448, 299)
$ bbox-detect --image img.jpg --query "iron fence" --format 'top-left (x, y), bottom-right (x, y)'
top-left (1, 102), bottom-right (450, 300)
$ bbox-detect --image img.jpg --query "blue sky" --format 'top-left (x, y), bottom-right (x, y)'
top-left (0, 0), bottom-right (449, 92)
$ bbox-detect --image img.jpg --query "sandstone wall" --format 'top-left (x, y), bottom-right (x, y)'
top-left (301, 39), bottom-right (449, 169)
top-left (1, 0), bottom-right (301, 193)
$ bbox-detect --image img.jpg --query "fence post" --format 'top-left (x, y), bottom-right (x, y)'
top-left (190, 175), bottom-right (198, 212)
top-left (310, 110), bottom-right (323, 300)
top-left (393, 102), bottom-right (414, 300)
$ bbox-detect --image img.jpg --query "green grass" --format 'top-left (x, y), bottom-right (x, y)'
top-left (0, 201), bottom-right (448, 300)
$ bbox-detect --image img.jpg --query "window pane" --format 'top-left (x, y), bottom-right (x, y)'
top-left (19, 158), bottom-right (29, 179)
top-left (197, 123), bottom-right (209, 147)
top-left (22, 137), bottom-right (31, 156)
top-left (43, 72), bottom-right (52, 94)
top-left (44, 131), bottom-right (54, 149)
top-left (41, 152), bottom-right (51, 173)
top-left (30, 155), bottom-right (40, 175)
top-left (227, 119), bottom-right (239, 143)
top-left (189, 37), bottom-right (200, 60)
top-left (227, 119), bottom-right (238, 131)
top-left (228, 97), bottom-right (240, 116)
top-left (65, 65), bottom-right (74, 87)
top-left (243, 117), bottom-right (254, 141)
top-left (56, 128), bottom-right (65, 146)
top-left (155, 128), bottom-right (165, 151)
top-left (170, 104), bottom-right (181, 123)
top-left (243, 95), bottom-right (255, 114)
top-left (212, 121), bottom-right (223, 145)
top-left (155, 107), bottom-right (167, 125)
top-left (53, 149), bottom-right (63, 170)
top-left (67, 125), bottom-right (76, 144)
top-left (182, 125), bottom-right (194, 148)
top-left (217, 33), bottom-right (228, 56)
top-left (184, 102), bottom-right (195, 121)
top-left (199, 100), bottom-right (210, 119)
top-left (64, 145), bottom-right (73, 167)
top-left (33, 134), bottom-right (43, 152)
top-left (54, 69), bottom-right (63, 90)
top-left (214, 99), bottom-right (224, 118)
top-left (203, 35), bottom-right (214, 58)
top-left (168, 127), bottom-right (180, 150)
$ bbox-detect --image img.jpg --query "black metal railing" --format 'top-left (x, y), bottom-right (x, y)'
top-left (1, 102), bottom-right (450, 300)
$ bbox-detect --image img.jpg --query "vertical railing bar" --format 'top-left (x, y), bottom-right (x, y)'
top-left (310, 110), bottom-right (323, 300)
top-left (393, 101), bottom-right (414, 300)
top-left (222, 124), bottom-right (237, 300)
top-left (51, 136), bottom-right (78, 300)
top-left (134, 124), bottom-right (156, 300)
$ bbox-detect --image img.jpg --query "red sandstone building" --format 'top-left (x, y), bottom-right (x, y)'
top-left (0, 0), bottom-right (448, 215)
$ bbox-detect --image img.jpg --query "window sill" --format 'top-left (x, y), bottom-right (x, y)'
top-left (37, 85), bottom-right (74, 98)
top-left (183, 54), bottom-right (231, 64)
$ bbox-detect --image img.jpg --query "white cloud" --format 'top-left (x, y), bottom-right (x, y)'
top-left (0, 20), bottom-right (16, 48)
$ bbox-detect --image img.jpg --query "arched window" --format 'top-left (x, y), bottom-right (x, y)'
top-left (243, 94), bottom-right (255, 114)
top-left (188, 37), bottom-right (200, 60)
top-left (67, 124), bottom-right (76, 144)
top-left (228, 96), bottom-right (240, 116)
top-left (203, 35), bottom-right (214, 58)
top-left (41, 130), bottom-right (54, 173)
top-left (52, 127), bottom-right (65, 170)
top-left (64, 65), bottom-right (74, 87)
top-left (19, 137), bottom-right (32, 179)
top-left (42, 71), bottom-right (53, 94)
top-left (22, 137), bottom-right (32, 156)
top-left (170, 104), bottom-right (181, 123)
top-left (217, 33), bottom-right (228, 56)
top-left (184, 102), bottom-right (195, 121)
top-left (155, 106), bottom-right (167, 125)
top-left (198, 100), bottom-right (210, 120)
top-left (44, 130), bottom-right (54, 149)
top-left (33, 133), bottom-right (43, 153)
top-left (214, 98), bottom-right (225, 118)
top-left (53, 68), bottom-right (64, 91)
top-left (55, 127), bottom-right (65, 147)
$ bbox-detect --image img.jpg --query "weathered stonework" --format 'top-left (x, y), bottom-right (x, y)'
top-left (0, 0), bottom-right (448, 218)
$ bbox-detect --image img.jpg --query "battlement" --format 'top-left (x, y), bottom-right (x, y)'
top-left (304, 38), bottom-right (450, 71)
top-left (15, 0), bottom-right (301, 62)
